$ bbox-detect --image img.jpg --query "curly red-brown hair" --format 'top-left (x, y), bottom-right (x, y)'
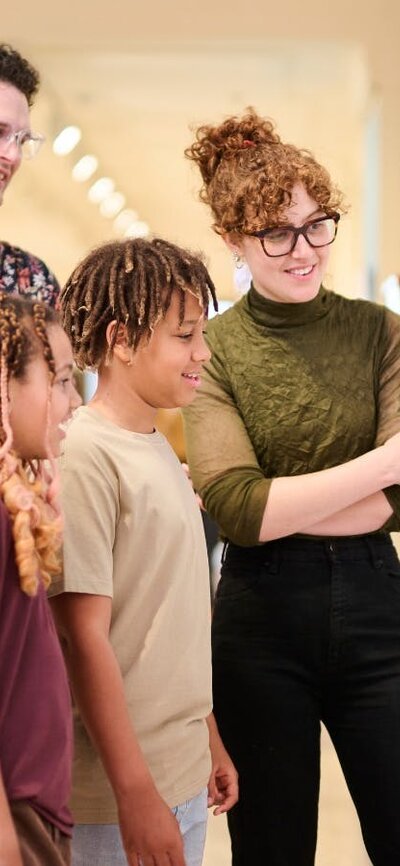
top-left (185, 107), bottom-right (344, 235)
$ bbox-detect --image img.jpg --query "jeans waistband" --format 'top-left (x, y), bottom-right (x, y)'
top-left (222, 532), bottom-right (392, 569)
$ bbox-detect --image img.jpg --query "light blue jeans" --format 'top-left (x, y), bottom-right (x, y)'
top-left (72, 788), bottom-right (208, 866)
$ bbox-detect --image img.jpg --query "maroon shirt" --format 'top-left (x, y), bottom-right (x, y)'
top-left (0, 500), bottom-right (73, 835)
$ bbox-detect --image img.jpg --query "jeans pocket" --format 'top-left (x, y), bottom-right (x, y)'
top-left (215, 570), bottom-right (257, 601)
top-left (216, 558), bottom-right (280, 601)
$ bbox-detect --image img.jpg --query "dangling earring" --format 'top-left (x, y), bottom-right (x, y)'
top-left (232, 251), bottom-right (252, 295)
top-left (233, 250), bottom-right (244, 270)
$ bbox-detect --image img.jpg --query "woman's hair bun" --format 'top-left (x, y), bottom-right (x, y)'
top-left (185, 107), bottom-right (281, 187)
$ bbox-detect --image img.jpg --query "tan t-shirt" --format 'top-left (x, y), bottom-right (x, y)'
top-left (51, 406), bottom-right (212, 822)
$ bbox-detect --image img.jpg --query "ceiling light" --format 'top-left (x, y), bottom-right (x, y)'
top-left (113, 209), bottom-right (139, 233)
top-left (53, 125), bottom-right (82, 156)
top-left (88, 177), bottom-right (115, 204)
top-left (124, 220), bottom-right (150, 239)
top-left (72, 154), bottom-right (98, 182)
top-left (100, 191), bottom-right (126, 218)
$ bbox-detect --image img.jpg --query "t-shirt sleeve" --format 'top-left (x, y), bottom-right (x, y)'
top-left (49, 432), bottom-right (119, 598)
top-left (375, 308), bottom-right (400, 522)
top-left (183, 327), bottom-right (270, 547)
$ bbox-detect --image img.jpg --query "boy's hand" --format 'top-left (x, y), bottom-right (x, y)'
top-left (206, 714), bottom-right (239, 815)
top-left (207, 748), bottom-right (239, 816)
top-left (118, 785), bottom-right (186, 866)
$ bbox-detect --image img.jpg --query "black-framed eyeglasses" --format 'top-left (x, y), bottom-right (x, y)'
top-left (249, 213), bottom-right (340, 258)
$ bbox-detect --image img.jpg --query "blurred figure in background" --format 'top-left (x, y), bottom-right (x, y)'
top-left (0, 43), bottom-right (59, 307)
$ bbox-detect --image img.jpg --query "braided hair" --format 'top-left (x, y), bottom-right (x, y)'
top-left (0, 293), bottom-right (61, 596)
top-left (61, 237), bottom-right (218, 369)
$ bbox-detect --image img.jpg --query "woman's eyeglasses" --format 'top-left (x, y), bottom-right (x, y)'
top-left (249, 213), bottom-right (340, 258)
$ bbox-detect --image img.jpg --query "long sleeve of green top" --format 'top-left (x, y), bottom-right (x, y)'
top-left (183, 285), bottom-right (400, 547)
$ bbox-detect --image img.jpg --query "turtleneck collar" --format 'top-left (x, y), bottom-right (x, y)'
top-left (243, 282), bottom-right (335, 328)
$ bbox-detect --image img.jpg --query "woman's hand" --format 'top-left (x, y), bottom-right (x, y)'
top-left (182, 463), bottom-right (205, 510)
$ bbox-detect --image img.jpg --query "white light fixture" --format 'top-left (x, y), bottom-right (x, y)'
top-left (53, 125), bottom-right (82, 156)
top-left (100, 191), bottom-right (126, 219)
top-left (113, 209), bottom-right (139, 234)
top-left (381, 274), bottom-right (400, 313)
top-left (124, 220), bottom-right (150, 239)
top-left (88, 177), bottom-right (115, 204)
top-left (72, 154), bottom-right (98, 182)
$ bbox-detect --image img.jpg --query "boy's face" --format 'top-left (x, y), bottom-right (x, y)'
top-left (127, 290), bottom-right (211, 410)
top-left (0, 82), bottom-right (30, 205)
top-left (9, 324), bottom-right (81, 460)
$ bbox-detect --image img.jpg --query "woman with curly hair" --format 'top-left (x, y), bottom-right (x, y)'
top-left (183, 108), bottom-right (400, 865)
top-left (0, 293), bottom-right (80, 866)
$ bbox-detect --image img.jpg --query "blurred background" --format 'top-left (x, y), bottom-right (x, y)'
top-left (2, 0), bottom-right (400, 304)
top-left (3, 4), bottom-right (398, 864)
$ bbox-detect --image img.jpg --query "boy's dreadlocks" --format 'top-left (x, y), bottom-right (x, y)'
top-left (61, 237), bottom-right (218, 369)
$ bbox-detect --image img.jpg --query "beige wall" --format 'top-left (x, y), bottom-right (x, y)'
top-left (2, 3), bottom-right (399, 299)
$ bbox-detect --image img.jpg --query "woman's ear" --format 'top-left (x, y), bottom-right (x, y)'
top-left (223, 232), bottom-right (244, 258)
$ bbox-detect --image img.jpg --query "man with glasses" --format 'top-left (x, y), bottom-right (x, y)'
top-left (0, 43), bottom-right (59, 307)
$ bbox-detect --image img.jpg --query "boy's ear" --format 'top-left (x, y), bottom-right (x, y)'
top-left (105, 320), bottom-right (131, 362)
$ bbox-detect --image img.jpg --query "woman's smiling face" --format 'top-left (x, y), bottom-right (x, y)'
top-left (229, 183), bottom-right (332, 305)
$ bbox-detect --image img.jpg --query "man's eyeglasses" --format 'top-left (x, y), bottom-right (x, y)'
top-left (249, 213), bottom-right (340, 258)
top-left (0, 126), bottom-right (45, 160)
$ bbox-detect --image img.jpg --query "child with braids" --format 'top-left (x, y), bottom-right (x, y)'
top-left (0, 293), bottom-right (80, 866)
top-left (49, 237), bottom-right (238, 866)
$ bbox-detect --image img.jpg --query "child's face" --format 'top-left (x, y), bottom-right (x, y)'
top-left (128, 290), bottom-right (211, 410)
top-left (9, 324), bottom-right (81, 460)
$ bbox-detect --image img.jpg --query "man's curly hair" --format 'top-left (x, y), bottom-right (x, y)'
top-left (0, 43), bottom-right (40, 106)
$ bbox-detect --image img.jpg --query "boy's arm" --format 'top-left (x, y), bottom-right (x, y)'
top-left (0, 770), bottom-right (23, 866)
top-left (206, 713), bottom-right (238, 816)
top-left (50, 592), bottom-right (186, 866)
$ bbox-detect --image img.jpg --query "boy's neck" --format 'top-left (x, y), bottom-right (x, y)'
top-left (89, 375), bottom-right (157, 434)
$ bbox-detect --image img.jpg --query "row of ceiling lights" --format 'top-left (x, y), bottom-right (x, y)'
top-left (52, 126), bottom-right (149, 239)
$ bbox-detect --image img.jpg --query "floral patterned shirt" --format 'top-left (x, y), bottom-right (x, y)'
top-left (0, 242), bottom-right (60, 308)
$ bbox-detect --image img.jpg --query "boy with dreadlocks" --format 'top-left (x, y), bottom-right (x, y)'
top-left (0, 293), bottom-right (80, 866)
top-left (49, 237), bottom-right (238, 866)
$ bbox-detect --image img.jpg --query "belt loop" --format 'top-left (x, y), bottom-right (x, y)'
top-left (221, 539), bottom-right (229, 565)
top-left (262, 538), bottom-right (280, 573)
top-left (365, 536), bottom-right (383, 569)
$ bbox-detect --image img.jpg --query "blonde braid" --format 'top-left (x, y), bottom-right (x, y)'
top-left (0, 293), bottom-right (62, 595)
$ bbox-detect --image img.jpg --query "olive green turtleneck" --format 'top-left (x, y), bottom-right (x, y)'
top-left (183, 284), bottom-right (400, 546)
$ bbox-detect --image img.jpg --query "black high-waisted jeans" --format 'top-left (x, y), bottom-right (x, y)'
top-left (212, 534), bottom-right (400, 866)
